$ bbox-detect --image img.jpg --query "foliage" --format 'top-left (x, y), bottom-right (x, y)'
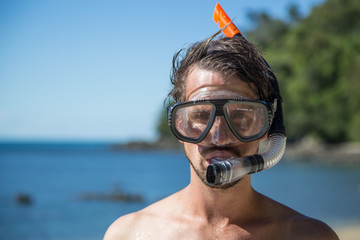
top-left (157, 0), bottom-right (360, 143)
top-left (245, 0), bottom-right (360, 143)
top-left (156, 99), bottom-right (175, 140)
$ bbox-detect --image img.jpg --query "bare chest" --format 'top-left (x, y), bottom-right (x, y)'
top-left (132, 222), bottom-right (284, 240)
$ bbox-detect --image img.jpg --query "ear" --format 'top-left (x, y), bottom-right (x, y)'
top-left (178, 140), bottom-right (184, 144)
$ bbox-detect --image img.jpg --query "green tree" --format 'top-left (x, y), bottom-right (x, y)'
top-left (157, 0), bottom-right (360, 143)
top-left (156, 99), bottom-right (175, 140)
top-left (247, 0), bottom-right (360, 143)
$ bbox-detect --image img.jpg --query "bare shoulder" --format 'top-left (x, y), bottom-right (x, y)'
top-left (104, 192), bottom-right (183, 240)
top-left (103, 204), bottom-right (165, 240)
top-left (255, 192), bottom-right (339, 240)
top-left (103, 212), bottom-right (139, 240)
top-left (284, 213), bottom-right (339, 240)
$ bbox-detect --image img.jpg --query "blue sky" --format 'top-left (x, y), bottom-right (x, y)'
top-left (0, 0), bottom-right (324, 143)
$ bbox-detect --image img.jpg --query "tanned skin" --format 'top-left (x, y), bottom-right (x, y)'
top-left (104, 68), bottom-right (339, 240)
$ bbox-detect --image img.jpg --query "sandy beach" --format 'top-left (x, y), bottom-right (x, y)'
top-left (334, 225), bottom-right (360, 240)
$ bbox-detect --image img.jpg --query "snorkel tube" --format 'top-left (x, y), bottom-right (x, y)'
top-left (206, 3), bottom-right (287, 186)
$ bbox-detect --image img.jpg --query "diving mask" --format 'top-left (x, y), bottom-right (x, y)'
top-left (168, 91), bottom-right (276, 144)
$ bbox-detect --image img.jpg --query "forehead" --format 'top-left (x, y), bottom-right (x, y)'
top-left (185, 67), bottom-right (257, 101)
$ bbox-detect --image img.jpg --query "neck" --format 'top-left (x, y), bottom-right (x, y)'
top-left (184, 169), bottom-right (258, 224)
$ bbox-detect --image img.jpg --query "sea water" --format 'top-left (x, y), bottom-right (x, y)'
top-left (0, 143), bottom-right (359, 240)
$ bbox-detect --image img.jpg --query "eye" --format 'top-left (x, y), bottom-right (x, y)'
top-left (228, 108), bottom-right (254, 130)
top-left (189, 110), bottom-right (211, 121)
top-left (229, 109), bottom-right (249, 119)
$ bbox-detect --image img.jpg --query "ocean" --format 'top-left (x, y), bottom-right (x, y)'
top-left (0, 143), bottom-right (359, 240)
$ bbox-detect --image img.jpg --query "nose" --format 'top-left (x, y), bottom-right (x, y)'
top-left (206, 116), bottom-right (238, 146)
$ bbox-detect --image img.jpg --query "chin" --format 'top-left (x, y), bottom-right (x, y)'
top-left (204, 177), bottom-right (243, 190)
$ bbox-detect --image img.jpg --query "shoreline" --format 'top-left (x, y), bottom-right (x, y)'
top-left (111, 138), bottom-right (360, 166)
top-left (284, 139), bottom-right (360, 165)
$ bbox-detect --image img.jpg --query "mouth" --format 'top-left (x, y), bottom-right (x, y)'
top-left (205, 150), bottom-right (234, 165)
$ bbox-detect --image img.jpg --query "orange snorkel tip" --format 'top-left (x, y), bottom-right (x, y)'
top-left (213, 3), bottom-right (241, 38)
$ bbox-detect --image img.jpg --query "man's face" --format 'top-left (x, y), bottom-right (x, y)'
top-left (183, 67), bottom-right (263, 186)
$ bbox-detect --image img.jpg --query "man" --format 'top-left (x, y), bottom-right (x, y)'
top-left (104, 32), bottom-right (339, 239)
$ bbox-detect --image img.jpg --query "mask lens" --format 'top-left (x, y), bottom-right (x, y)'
top-left (225, 101), bottom-right (268, 140)
top-left (174, 103), bottom-right (214, 141)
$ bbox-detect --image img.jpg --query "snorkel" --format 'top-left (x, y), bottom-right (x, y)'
top-left (205, 3), bottom-right (287, 186)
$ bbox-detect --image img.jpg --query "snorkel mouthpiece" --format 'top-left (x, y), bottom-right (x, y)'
top-left (206, 134), bottom-right (286, 185)
top-left (206, 3), bottom-right (287, 186)
top-left (207, 156), bottom-right (262, 185)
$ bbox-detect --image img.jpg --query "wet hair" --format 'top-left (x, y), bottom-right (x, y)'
top-left (169, 30), bottom-right (276, 102)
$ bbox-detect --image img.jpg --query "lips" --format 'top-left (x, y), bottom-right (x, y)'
top-left (205, 150), bottom-right (234, 164)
